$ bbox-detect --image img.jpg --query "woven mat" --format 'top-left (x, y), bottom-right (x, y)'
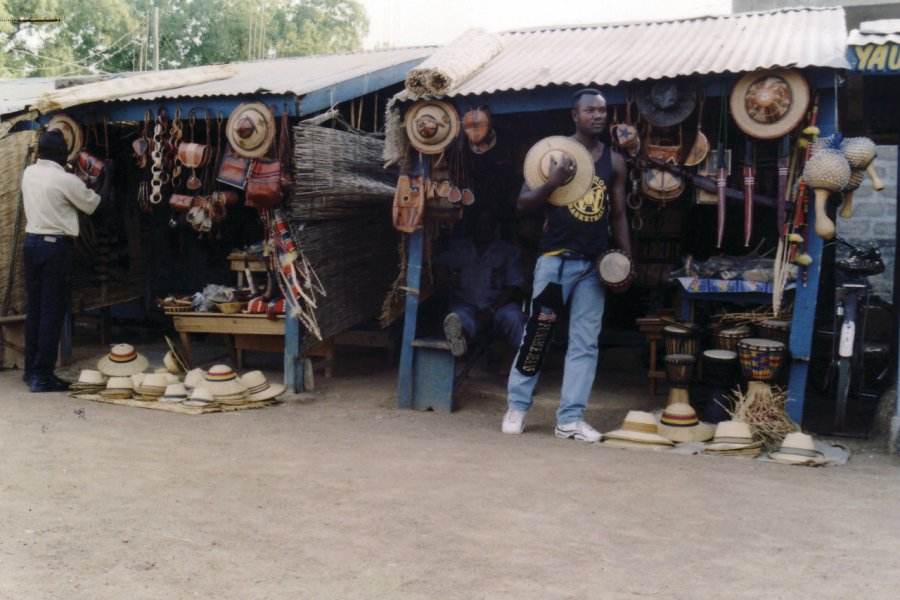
top-left (71, 393), bottom-right (277, 415)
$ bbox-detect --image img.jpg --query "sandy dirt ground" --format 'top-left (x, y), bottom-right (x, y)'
top-left (2, 340), bottom-right (900, 600)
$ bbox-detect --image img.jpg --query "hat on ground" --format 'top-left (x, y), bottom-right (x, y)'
top-left (405, 99), bottom-right (460, 155)
top-left (203, 364), bottom-right (247, 397)
top-left (160, 383), bottom-right (189, 404)
top-left (657, 403), bottom-right (714, 443)
top-left (136, 372), bottom-right (168, 400)
top-left (523, 136), bottom-right (595, 206)
top-left (768, 432), bottom-right (823, 465)
top-left (183, 368), bottom-right (205, 390)
top-left (635, 78), bottom-right (697, 127)
top-left (602, 411), bottom-right (675, 448)
top-left (704, 421), bottom-right (762, 456)
top-left (97, 343), bottom-right (150, 377)
top-left (730, 69), bottom-right (810, 140)
top-left (242, 370), bottom-right (286, 401)
top-left (47, 113), bottom-right (84, 161)
top-left (226, 101), bottom-right (275, 158)
top-left (99, 376), bottom-right (134, 400)
top-left (184, 386), bottom-right (216, 407)
top-left (131, 372), bottom-right (146, 389)
top-left (76, 369), bottom-right (105, 385)
top-left (164, 336), bottom-right (189, 373)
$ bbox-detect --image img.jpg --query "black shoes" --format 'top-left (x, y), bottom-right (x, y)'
top-left (27, 374), bottom-right (71, 393)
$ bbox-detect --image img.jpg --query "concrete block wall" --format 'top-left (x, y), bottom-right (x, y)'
top-left (835, 145), bottom-right (898, 301)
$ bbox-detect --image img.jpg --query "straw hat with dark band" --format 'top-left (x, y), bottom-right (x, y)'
top-left (97, 343), bottom-right (149, 377)
top-left (635, 78), bottom-right (697, 127)
top-left (226, 102), bottom-right (275, 158)
top-left (404, 99), bottom-right (460, 154)
top-left (730, 69), bottom-right (810, 140)
top-left (768, 432), bottom-right (823, 465)
top-left (47, 114), bottom-right (84, 161)
top-left (523, 136), bottom-right (595, 206)
top-left (657, 402), bottom-right (714, 443)
top-left (203, 364), bottom-right (248, 397)
top-left (602, 411), bottom-right (675, 448)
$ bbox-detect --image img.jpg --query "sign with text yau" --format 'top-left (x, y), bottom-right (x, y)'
top-left (847, 43), bottom-right (900, 74)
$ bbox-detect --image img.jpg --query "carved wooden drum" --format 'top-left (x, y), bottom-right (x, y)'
top-left (596, 249), bottom-right (634, 292)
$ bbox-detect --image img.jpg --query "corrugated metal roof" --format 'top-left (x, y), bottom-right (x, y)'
top-left (116, 47), bottom-right (433, 102)
top-left (442, 7), bottom-right (849, 97)
top-left (848, 19), bottom-right (900, 45)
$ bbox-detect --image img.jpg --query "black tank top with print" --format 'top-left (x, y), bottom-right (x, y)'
top-left (537, 144), bottom-right (613, 258)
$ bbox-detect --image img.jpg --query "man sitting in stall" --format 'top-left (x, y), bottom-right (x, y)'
top-left (433, 207), bottom-right (527, 364)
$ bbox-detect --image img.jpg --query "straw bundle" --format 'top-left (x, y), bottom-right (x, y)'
top-left (294, 217), bottom-right (400, 355)
top-left (289, 123), bottom-right (398, 221)
top-left (0, 131), bottom-right (38, 318)
top-left (726, 385), bottom-right (799, 450)
top-left (404, 29), bottom-right (503, 96)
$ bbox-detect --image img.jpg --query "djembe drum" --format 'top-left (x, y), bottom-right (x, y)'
top-left (756, 319), bottom-right (791, 346)
top-left (702, 349), bottom-right (738, 422)
top-left (711, 325), bottom-right (751, 353)
top-left (663, 325), bottom-right (700, 359)
top-left (737, 338), bottom-right (786, 404)
top-left (596, 249), bottom-right (634, 293)
top-left (664, 354), bottom-right (696, 406)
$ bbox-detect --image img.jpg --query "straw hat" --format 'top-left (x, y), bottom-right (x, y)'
top-left (635, 78), bottom-right (697, 127)
top-left (184, 386), bottom-right (216, 407)
top-left (730, 69), bottom-right (809, 140)
top-left (704, 421), bottom-right (762, 452)
top-left (75, 369), bottom-right (105, 385)
top-left (136, 372), bottom-right (168, 400)
top-left (184, 368), bottom-right (206, 390)
top-left (404, 99), bottom-right (460, 154)
top-left (226, 101), bottom-right (275, 158)
top-left (47, 113), bottom-right (83, 161)
top-left (164, 335), bottom-right (188, 372)
top-left (242, 370), bottom-right (286, 401)
top-left (768, 432), bottom-right (823, 465)
top-left (523, 136), bottom-right (595, 206)
top-left (203, 364), bottom-right (247, 397)
top-left (96, 343), bottom-right (150, 376)
top-left (657, 403), bottom-right (714, 443)
top-left (131, 372), bottom-right (146, 389)
top-left (602, 411), bottom-right (675, 448)
top-left (160, 383), bottom-right (189, 404)
top-left (99, 376), bottom-right (134, 400)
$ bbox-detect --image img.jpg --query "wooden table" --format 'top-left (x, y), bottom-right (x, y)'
top-left (171, 312), bottom-right (286, 369)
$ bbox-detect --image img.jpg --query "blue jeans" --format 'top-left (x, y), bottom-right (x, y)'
top-left (24, 234), bottom-right (74, 380)
top-left (507, 255), bottom-right (606, 425)
top-left (448, 302), bottom-right (526, 349)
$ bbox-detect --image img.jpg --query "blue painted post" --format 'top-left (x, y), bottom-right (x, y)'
top-left (396, 228), bottom-right (425, 409)
top-left (284, 313), bottom-right (303, 393)
top-left (785, 86), bottom-right (836, 424)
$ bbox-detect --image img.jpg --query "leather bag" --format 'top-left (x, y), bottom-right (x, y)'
top-left (168, 193), bottom-right (197, 212)
top-left (216, 146), bottom-right (252, 189)
top-left (74, 150), bottom-right (106, 190)
top-left (244, 158), bottom-right (283, 209)
top-left (392, 174), bottom-right (424, 233)
top-left (177, 142), bottom-right (211, 168)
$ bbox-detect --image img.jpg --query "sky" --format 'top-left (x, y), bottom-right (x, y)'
top-left (360, 0), bottom-right (732, 49)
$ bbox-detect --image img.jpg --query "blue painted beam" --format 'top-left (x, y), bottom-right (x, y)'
top-left (396, 227), bottom-right (425, 409)
top-left (284, 311), bottom-right (303, 393)
top-left (301, 58), bottom-right (426, 115)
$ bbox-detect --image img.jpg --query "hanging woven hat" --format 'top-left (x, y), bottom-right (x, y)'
top-left (226, 101), bottom-right (275, 158)
top-left (523, 136), bottom-right (595, 206)
top-left (47, 113), bottom-right (83, 161)
top-left (242, 370), bottom-right (286, 401)
top-left (657, 403), bottom-right (714, 443)
top-left (97, 343), bottom-right (150, 377)
top-left (404, 99), bottom-right (460, 154)
top-left (635, 78), bottom-right (697, 127)
top-left (768, 432), bottom-right (823, 465)
top-left (602, 411), bottom-right (675, 448)
top-left (203, 364), bottom-right (247, 397)
top-left (730, 69), bottom-right (810, 140)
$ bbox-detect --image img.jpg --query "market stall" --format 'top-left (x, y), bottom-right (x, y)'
top-left (385, 7), bottom-right (859, 433)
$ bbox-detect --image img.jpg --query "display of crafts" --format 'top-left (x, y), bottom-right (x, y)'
top-left (70, 342), bottom-right (286, 410)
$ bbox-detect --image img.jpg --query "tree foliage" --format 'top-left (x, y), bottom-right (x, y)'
top-left (0, 0), bottom-right (369, 77)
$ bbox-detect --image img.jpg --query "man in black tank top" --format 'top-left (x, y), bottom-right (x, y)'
top-left (502, 89), bottom-right (632, 442)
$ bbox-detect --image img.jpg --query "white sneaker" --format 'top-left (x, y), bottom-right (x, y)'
top-left (501, 408), bottom-right (526, 434)
top-left (443, 313), bottom-right (467, 357)
top-left (555, 420), bottom-right (602, 443)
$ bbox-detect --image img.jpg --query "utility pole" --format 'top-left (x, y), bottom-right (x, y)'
top-left (153, 6), bottom-right (160, 71)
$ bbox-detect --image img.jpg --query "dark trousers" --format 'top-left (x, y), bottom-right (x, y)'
top-left (24, 234), bottom-right (73, 380)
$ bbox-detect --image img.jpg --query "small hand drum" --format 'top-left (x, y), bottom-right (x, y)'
top-left (756, 319), bottom-right (791, 346)
top-left (702, 349), bottom-right (738, 387)
top-left (712, 325), bottom-right (752, 353)
top-left (664, 324), bottom-right (700, 358)
top-left (737, 338), bottom-right (786, 383)
top-left (596, 249), bottom-right (634, 293)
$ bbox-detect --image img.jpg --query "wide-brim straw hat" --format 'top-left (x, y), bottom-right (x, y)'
top-left (523, 136), bottom-right (594, 206)
top-left (768, 432), bottom-right (823, 465)
top-left (203, 364), bottom-right (247, 397)
top-left (137, 372), bottom-right (168, 397)
top-left (99, 376), bottom-right (134, 399)
top-left (242, 370), bottom-right (286, 401)
top-left (730, 68), bottom-right (810, 140)
top-left (404, 99), bottom-right (460, 155)
top-left (658, 403), bottom-right (714, 443)
top-left (76, 369), bottom-right (106, 385)
top-left (184, 386), bottom-right (216, 407)
top-left (97, 343), bottom-right (150, 377)
top-left (602, 411), bottom-right (675, 447)
top-left (47, 113), bottom-right (83, 161)
top-left (704, 420), bottom-right (762, 451)
top-left (226, 101), bottom-right (275, 158)
top-left (635, 77), bottom-right (697, 127)
top-left (184, 368), bottom-right (206, 390)
top-left (160, 383), bottom-right (189, 404)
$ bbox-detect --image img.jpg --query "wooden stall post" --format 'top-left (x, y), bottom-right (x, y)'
top-left (396, 228), bottom-right (425, 409)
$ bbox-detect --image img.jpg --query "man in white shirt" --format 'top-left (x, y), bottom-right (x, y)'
top-left (21, 130), bottom-right (105, 392)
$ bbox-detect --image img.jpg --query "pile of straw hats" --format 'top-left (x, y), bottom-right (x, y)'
top-left (703, 421), bottom-right (762, 458)
top-left (69, 370), bottom-right (106, 394)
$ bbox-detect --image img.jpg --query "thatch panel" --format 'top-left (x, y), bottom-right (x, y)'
top-left (0, 130), bottom-right (37, 317)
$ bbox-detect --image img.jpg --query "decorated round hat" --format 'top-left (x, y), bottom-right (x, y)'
top-left (47, 113), bottom-right (84, 161)
top-left (226, 101), bottom-right (275, 158)
top-left (635, 77), bottom-right (697, 127)
top-left (404, 99), bottom-right (460, 154)
top-left (242, 370), bottom-right (286, 401)
top-left (203, 364), bottom-right (247, 397)
top-left (730, 68), bottom-right (810, 140)
top-left (97, 343), bottom-right (150, 377)
top-left (768, 432), bottom-right (823, 465)
top-left (602, 411), bottom-right (675, 447)
top-left (523, 136), bottom-right (595, 206)
top-left (657, 403), bottom-right (714, 443)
